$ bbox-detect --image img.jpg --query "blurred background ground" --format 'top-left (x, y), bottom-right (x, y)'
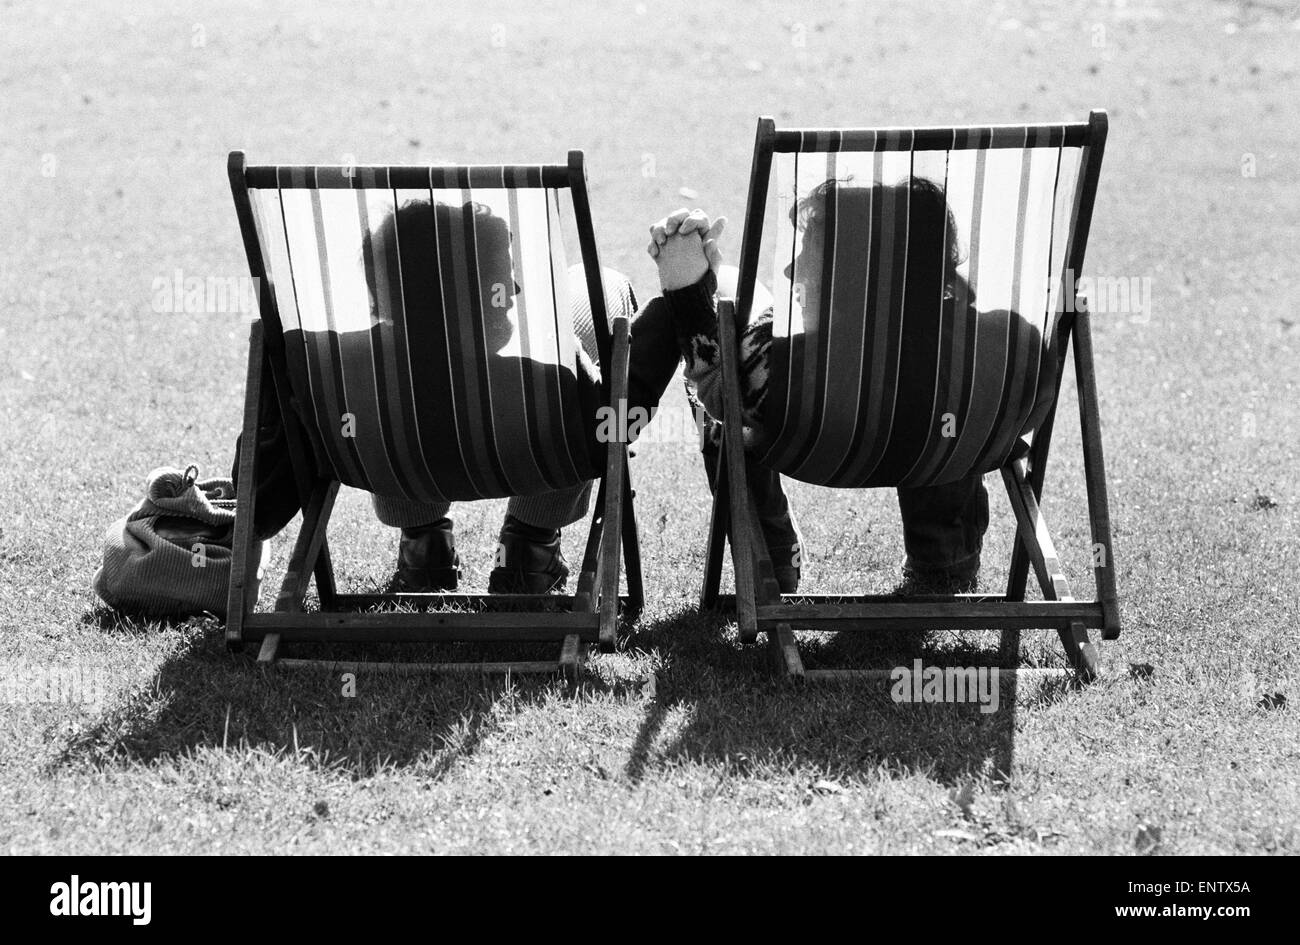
top-left (0, 0), bottom-right (1297, 853)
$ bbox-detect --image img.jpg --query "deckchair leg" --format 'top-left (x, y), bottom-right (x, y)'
top-left (620, 456), bottom-right (644, 621)
top-left (1006, 307), bottom-right (1071, 604)
top-left (1003, 461), bottom-right (1100, 682)
top-left (1058, 621), bottom-right (1100, 681)
top-left (1072, 307), bottom-right (1121, 640)
top-left (700, 442), bottom-right (782, 616)
top-left (597, 317), bottom-right (634, 652)
top-left (256, 475), bottom-right (338, 670)
top-left (558, 633), bottom-right (583, 684)
top-left (275, 479), bottom-right (338, 614)
top-left (724, 451), bottom-right (761, 643)
top-left (314, 541), bottom-right (337, 609)
top-left (998, 628), bottom-right (1021, 669)
top-left (598, 480), bottom-right (623, 652)
top-left (1004, 458), bottom-right (1043, 603)
top-left (701, 444), bottom-right (728, 611)
top-left (227, 321), bottom-right (267, 651)
top-left (256, 633), bottom-right (280, 667)
top-left (575, 478), bottom-right (606, 614)
top-left (1005, 447), bottom-right (1053, 604)
top-left (716, 299), bottom-right (761, 644)
top-left (253, 480), bottom-right (338, 669)
top-left (1005, 544), bottom-right (1031, 604)
top-left (738, 468), bottom-right (786, 606)
top-left (769, 623), bottom-right (805, 680)
top-left (1003, 462), bottom-right (1070, 598)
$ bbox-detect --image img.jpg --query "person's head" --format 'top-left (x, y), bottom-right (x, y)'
top-left (363, 198), bottom-right (519, 349)
top-left (786, 176), bottom-right (965, 316)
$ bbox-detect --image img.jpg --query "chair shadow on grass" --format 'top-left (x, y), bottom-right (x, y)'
top-left (620, 608), bottom-right (1079, 788)
top-left (59, 601), bottom-right (1078, 786)
top-left (55, 604), bottom-right (643, 779)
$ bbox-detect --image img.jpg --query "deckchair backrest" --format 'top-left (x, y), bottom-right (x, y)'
top-left (232, 158), bottom-right (611, 502)
top-left (739, 116), bottom-right (1106, 488)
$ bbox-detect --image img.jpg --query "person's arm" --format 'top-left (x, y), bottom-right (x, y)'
top-left (648, 209), bottom-right (771, 429)
top-left (661, 271), bottom-right (771, 429)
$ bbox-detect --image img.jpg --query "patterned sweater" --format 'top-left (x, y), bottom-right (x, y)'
top-left (662, 269), bottom-right (772, 436)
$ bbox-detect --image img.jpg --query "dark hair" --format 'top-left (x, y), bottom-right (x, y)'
top-left (792, 176), bottom-right (966, 294)
top-left (361, 198), bottom-right (511, 299)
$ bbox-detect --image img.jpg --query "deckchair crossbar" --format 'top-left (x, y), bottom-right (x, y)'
top-left (330, 592), bottom-right (637, 610)
top-left (773, 122), bottom-right (1091, 152)
top-left (757, 601), bottom-right (1104, 630)
top-left (274, 659), bottom-right (570, 675)
top-left (244, 164), bottom-right (573, 189)
top-left (244, 612), bottom-right (599, 640)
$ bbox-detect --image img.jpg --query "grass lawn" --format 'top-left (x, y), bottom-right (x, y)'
top-left (1, 0), bottom-right (1297, 854)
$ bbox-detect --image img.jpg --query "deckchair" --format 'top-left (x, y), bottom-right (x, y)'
top-left (702, 112), bottom-right (1119, 681)
top-left (225, 151), bottom-right (641, 678)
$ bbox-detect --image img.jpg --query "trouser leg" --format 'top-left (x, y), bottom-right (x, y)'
top-left (229, 370), bottom-right (303, 542)
top-left (896, 472), bottom-right (989, 584)
top-left (506, 482), bottom-right (593, 530)
top-left (371, 494), bottom-right (451, 528)
top-left (692, 391), bottom-right (801, 589)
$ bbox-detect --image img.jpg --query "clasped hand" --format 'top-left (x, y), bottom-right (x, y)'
top-left (647, 208), bottom-right (726, 291)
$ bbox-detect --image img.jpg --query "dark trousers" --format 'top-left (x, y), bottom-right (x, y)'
top-left (696, 415), bottom-right (800, 562)
top-left (896, 473), bottom-right (988, 582)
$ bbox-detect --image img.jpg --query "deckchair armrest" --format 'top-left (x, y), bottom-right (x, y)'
top-left (715, 298), bottom-right (745, 432)
top-left (592, 313), bottom-right (633, 652)
top-left (604, 313), bottom-right (632, 432)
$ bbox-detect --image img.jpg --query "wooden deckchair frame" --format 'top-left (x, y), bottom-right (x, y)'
top-left (702, 112), bottom-right (1119, 682)
top-left (225, 150), bottom-right (642, 680)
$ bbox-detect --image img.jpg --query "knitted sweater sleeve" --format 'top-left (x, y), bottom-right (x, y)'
top-left (661, 269), bottom-right (772, 430)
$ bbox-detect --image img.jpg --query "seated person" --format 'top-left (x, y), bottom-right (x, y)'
top-left (235, 198), bottom-right (692, 594)
top-left (648, 177), bottom-right (1049, 594)
top-left (360, 198), bottom-right (639, 594)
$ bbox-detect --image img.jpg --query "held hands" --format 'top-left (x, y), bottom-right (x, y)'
top-left (647, 208), bottom-right (726, 291)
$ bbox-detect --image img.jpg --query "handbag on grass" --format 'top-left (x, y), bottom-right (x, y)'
top-left (93, 465), bottom-right (262, 619)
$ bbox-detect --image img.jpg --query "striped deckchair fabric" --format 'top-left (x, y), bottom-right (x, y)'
top-left (245, 165), bottom-right (601, 504)
top-left (757, 125), bottom-right (1090, 489)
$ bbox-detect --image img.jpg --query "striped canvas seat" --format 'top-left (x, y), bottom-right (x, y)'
top-left (757, 126), bottom-right (1086, 489)
top-left (246, 165), bottom-right (601, 503)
